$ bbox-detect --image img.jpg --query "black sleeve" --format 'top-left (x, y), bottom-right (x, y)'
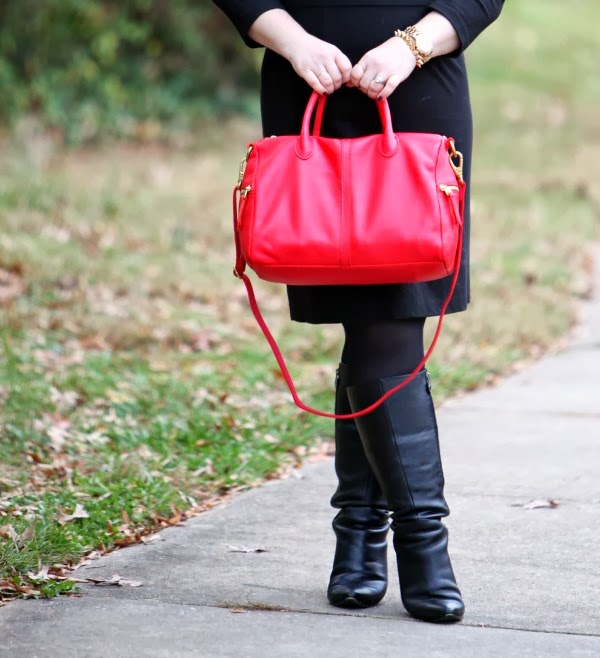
top-left (428, 0), bottom-right (504, 54)
top-left (212, 0), bottom-right (286, 48)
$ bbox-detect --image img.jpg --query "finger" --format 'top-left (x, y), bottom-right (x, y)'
top-left (350, 61), bottom-right (366, 88)
top-left (367, 73), bottom-right (387, 99)
top-left (316, 69), bottom-right (335, 95)
top-left (377, 73), bottom-right (402, 101)
top-left (336, 52), bottom-right (353, 84)
top-left (357, 65), bottom-right (376, 93)
top-left (325, 61), bottom-right (344, 90)
top-left (303, 70), bottom-right (329, 96)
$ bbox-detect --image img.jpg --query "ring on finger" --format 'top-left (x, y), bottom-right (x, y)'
top-left (373, 76), bottom-right (386, 85)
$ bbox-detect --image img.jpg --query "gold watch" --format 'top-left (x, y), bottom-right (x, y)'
top-left (394, 26), bottom-right (434, 68)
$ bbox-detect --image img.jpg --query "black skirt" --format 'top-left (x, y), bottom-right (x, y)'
top-left (260, 5), bottom-right (473, 324)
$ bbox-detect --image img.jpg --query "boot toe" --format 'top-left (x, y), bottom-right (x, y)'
top-left (403, 597), bottom-right (465, 623)
top-left (328, 578), bottom-right (387, 608)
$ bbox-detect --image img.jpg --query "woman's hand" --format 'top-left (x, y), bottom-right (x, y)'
top-left (350, 37), bottom-right (417, 100)
top-left (285, 33), bottom-right (353, 95)
top-left (248, 10), bottom-right (351, 95)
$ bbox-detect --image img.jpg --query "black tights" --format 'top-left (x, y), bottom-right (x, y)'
top-left (341, 319), bottom-right (426, 385)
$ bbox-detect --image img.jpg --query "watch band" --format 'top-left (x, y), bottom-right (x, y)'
top-left (394, 27), bottom-right (433, 68)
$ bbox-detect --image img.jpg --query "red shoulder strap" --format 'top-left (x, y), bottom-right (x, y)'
top-left (232, 183), bottom-right (466, 419)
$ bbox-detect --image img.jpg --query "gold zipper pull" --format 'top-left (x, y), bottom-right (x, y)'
top-left (240, 185), bottom-right (252, 199)
top-left (439, 184), bottom-right (459, 196)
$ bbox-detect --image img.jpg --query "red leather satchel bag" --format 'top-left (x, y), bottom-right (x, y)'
top-left (233, 92), bottom-right (466, 419)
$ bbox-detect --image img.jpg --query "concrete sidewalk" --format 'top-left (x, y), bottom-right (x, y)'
top-left (2, 256), bottom-right (600, 657)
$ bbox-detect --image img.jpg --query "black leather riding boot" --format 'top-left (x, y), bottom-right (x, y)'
top-left (347, 370), bottom-right (464, 623)
top-left (327, 363), bottom-right (389, 609)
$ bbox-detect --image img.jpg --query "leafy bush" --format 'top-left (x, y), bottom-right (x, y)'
top-left (0, 1), bottom-right (260, 142)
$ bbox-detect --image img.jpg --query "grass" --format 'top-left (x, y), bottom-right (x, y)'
top-left (1, 0), bottom-right (599, 601)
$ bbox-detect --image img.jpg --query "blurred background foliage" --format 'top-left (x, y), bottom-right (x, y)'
top-left (0, 1), bottom-right (259, 142)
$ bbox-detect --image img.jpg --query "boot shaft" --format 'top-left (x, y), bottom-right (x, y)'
top-left (347, 370), bottom-right (449, 521)
top-left (331, 363), bottom-right (386, 510)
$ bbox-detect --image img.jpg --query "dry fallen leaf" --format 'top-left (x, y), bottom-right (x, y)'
top-left (47, 422), bottom-right (70, 452)
top-left (0, 578), bottom-right (41, 597)
top-left (27, 566), bottom-right (50, 582)
top-left (186, 328), bottom-right (217, 352)
top-left (140, 533), bottom-right (163, 544)
top-left (120, 579), bottom-right (143, 588)
top-left (113, 536), bottom-right (140, 548)
top-left (0, 267), bottom-right (25, 306)
top-left (56, 503), bottom-right (90, 525)
top-left (0, 578), bottom-right (18, 592)
top-left (0, 524), bottom-right (20, 542)
top-left (72, 573), bottom-right (142, 588)
top-left (50, 387), bottom-right (82, 412)
top-left (227, 546), bottom-right (269, 554)
top-left (511, 499), bottom-right (559, 510)
top-left (21, 525), bottom-right (35, 542)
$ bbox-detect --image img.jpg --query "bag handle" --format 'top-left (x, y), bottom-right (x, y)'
top-left (298, 92), bottom-right (398, 158)
top-left (232, 180), bottom-right (466, 420)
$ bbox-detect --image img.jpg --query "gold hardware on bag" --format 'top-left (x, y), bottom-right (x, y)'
top-left (439, 184), bottom-right (459, 196)
top-left (447, 139), bottom-right (464, 183)
top-left (240, 185), bottom-right (252, 198)
top-left (238, 146), bottom-right (254, 186)
top-left (449, 152), bottom-right (464, 183)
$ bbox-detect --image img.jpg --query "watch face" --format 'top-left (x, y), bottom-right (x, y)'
top-left (415, 33), bottom-right (433, 55)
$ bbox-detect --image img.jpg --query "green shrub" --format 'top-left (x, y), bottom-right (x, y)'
top-left (0, 1), bottom-right (260, 142)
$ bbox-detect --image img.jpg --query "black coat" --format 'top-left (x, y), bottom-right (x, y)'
top-left (213, 1), bottom-right (504, 323)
